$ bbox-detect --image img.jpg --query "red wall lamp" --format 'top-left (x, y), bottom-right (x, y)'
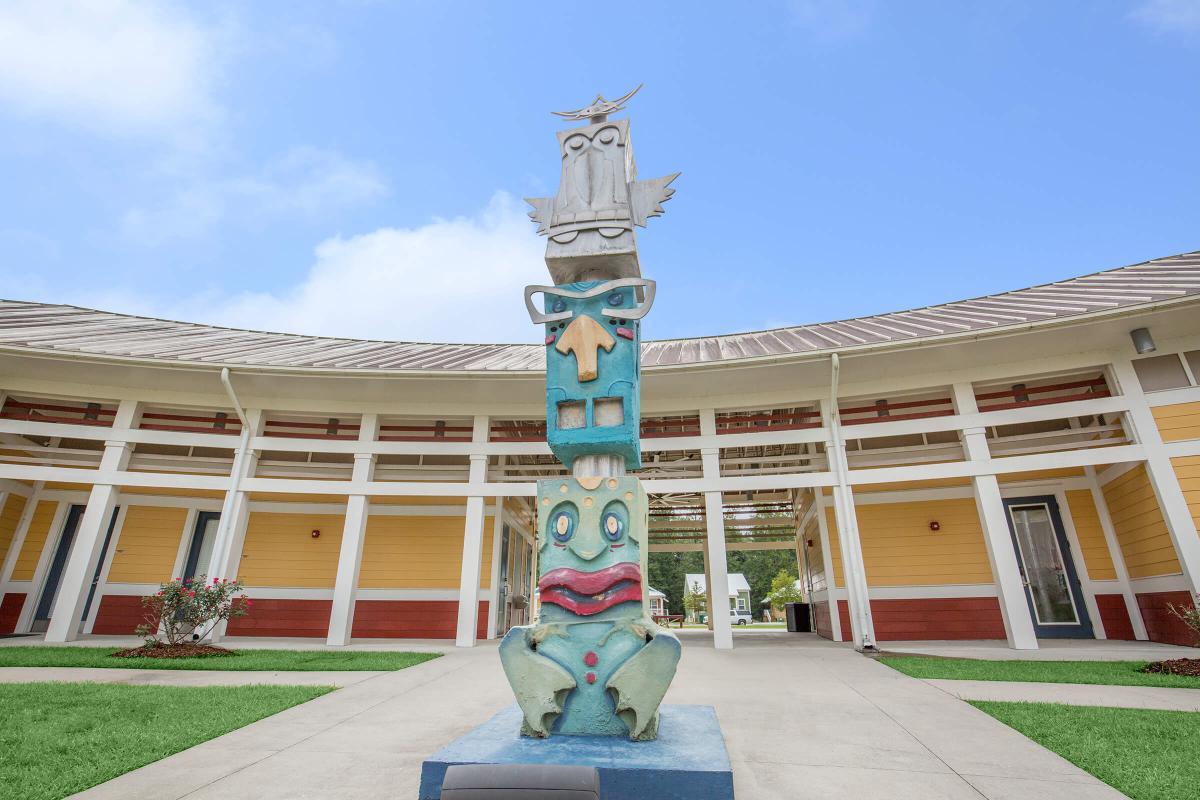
top-left (928, 521), bottom-right (941, 532)
top-left (311, 529), bottom-right (321, 539)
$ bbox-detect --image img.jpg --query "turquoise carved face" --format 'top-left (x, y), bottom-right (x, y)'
top-left (537, 476), bottom-right (648, 623)
top-left (532, 279), bottom-right (653, 470)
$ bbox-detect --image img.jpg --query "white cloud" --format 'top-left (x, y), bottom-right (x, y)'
top-left (1131, 0), bottom-right (1200, 35)
top-left (106, 192), bottom-right (546, 344)
top-left (120, 147), bottom-right (389, 244)
top-left (0, 0), bottom-right (227, 137)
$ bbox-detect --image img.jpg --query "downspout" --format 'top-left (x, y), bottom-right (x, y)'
top-left (208, 368), bottom-right (252, 580)
top-left (829, 353), bottom-right (877, 651)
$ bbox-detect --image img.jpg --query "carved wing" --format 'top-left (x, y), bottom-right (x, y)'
top-left (499, 626), bottom-right (577, 737)
top-left (604, 625), bottom-right (681, 740)
top-left (525, 197), bottom-right (554, 235)
top-left (630, 173), bottom-right (680, 228)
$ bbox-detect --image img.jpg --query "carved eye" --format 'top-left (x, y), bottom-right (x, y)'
top-left (600, 502), bottom-right (627, 542)
top-left (552, 298), bottom-right (567, 313)
top-left (606, 292), bottom-right (624, 307)
top-left (550, 504), bottom-right (577, 543)
top-left (599, 131), bottom-right (616, 145)
top-left (567, 136), bottom-right (586, 150)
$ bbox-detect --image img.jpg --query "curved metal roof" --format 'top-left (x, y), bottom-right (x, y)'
top-left (1, 251), bottom-right (1197, 372)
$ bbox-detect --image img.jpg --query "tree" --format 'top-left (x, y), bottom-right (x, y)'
top-left (727, 549), bottom-right (798, 620)
top-left (682, 580), bottom-right (707, 622)
top-left (765, 569), bottom-right (804, 612)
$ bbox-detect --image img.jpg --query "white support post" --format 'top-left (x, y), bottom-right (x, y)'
top-left (0, 480), bottom-right (43, 608)
top-left (700, 409), bottom-right (733, 650)
top-left (820, 389), bottom-right (876, 651)
top-left (1109, 359), bottom-right (1200, 597)
top-left (952, 382), bottom-right (1038, 650)
top-left (205, 409), bottom-right (263, 643)
top-left (486, 472), bottom-right (506, 640)
top-left (814, 491), bottom-right (844, 641)
top-left (1085, 465), bottom-right (1148, 640)
top-left (1053, 489), bottom-right (1106, 639)
top-left (455, 415), bottom-right (490, 647)
top-left (44, 400), bottom-right (139, 642)
top-left (327, 414), bottom-right (379, 646)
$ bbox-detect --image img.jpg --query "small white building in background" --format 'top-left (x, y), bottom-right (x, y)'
top-left (647, 586), bottom-right (668, 617)
top-left (683, 573), bottom-right (752, 621)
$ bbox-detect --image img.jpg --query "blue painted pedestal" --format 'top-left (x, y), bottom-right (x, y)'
top-left (419, 704), bottom-right (734, 799)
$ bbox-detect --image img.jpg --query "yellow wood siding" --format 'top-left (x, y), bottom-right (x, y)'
top-left (106, 506), bottom-right (188, 584)
top-left (1153, 401), bottom-right (1200, 442)
top-left (1174, 455), bottom-right (1200, 533)
top-left (0, 494), bottom-right (28, 566)
top-left (359, 514), bottom-right (493, 589)
top-left (238, 513), bottom-right (344, 588)
top-left (1063, 490), bottom-right (1116, 580)
top-left (826, 499), bottom-right (993, 586)
top-left (12, 501), bottom-right (59, 581)
top-left (1101, 465), bottom-right (1181, 578)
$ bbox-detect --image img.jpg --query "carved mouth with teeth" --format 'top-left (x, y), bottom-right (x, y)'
top-left (538, 563), bottom-right (642, 616)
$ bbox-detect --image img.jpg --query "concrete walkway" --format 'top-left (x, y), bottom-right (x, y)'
top-left (926, 678), bottom-right (1200, 711)
top-left (882, 638), bottom-right (1200, 661)
top-left (64, 633), bottom-right (1129, 799)
top-left (0, 666), bottom-right (379, 687)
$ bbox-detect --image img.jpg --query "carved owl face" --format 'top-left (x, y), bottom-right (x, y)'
top-left (524, 278), bottom-right (654, 471)
top-left (537, 476), bottom-right (648, 622)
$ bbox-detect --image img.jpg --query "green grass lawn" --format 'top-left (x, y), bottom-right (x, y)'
top-left (973, 701), bottom-right (1200, 800)
top-left (0, 682), bottom-right (334, 800)
top-left (879, 656), bottom-right (1200, 688)
top-left (0, 646), bottom-right (440, 671)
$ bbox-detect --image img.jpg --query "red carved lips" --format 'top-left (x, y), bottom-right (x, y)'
top-left (538, 563), bottom-right (643, 616)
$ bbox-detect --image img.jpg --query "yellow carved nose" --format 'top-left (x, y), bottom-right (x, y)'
top-left (555, 315), bottom-right (615, 382)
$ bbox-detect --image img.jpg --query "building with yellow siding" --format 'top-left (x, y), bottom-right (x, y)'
top-left (1, 250), bottom-right (1198, 650)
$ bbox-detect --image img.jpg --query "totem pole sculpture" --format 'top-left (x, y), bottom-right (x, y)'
top-left (500, 87), bottom-right (682, 741)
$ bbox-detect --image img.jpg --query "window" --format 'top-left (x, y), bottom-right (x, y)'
top-left (1133, 351), bottom-right (1200, 392)
top-left (556, 400), bottom-right (585, 429)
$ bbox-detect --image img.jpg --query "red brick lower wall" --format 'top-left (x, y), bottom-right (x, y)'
top-left (352, 600), bottom-right (489, 639)
top-left (226, 599), bottom-right (333, 638)
top-left (824, 597), bottom-right (1006, 641)
top-left (1137, 591), bottom-right (1199, 647)
top-left (92, 595), bottom-right (154, 635)
top-left (219, 598), bottom-right (492, 639)
top-left (0, 592), bottom-right (25, 634)
top-left (1095, 593), bottom-right (1137, 641)
top-left (812, 600), bottom-right (832, 639)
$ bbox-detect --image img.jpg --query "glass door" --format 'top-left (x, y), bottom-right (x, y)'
top-left (182, 512), bottom-right (221, 582)
top-left (1004, 496), bottom-right (1093, 639)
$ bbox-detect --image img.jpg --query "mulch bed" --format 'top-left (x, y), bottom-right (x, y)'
top-left (1142, 658), bottom-right (1200, 677)
top-left (112, 642), bottom-right (235, 659)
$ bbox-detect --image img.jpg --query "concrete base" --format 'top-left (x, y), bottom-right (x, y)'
top-left (419, 704), bottom-right (733, 800)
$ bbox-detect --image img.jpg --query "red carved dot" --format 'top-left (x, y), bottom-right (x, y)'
top-left (584, 651), bottom-right (598, 667)
top-left (586, 671), bottom-right (597, 685)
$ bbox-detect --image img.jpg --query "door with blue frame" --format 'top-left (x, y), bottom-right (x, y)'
top-left (1003, 495), bottom-right (1093, 639)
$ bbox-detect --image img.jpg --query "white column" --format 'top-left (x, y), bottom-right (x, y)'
top-left (455, 415), bottom-right (490, 647)
top-left (1110, 359), bottom-right (1200, 597)
top-left (821, 398), bottom-right (876, 650)
top-left (1053, 489), bottom-right (1106, 639)
top-left (205, 409), bottom-right (263, 643)
top-left (952, 382), bottom-right (1038, 650)
top-left (486, 485), bottom-right (505, 640)
top-left (45, 400), bottom-right (139, 642)
top-left (0, 481), bottom-right (41, 608)
top-left (699, 409), bottom-right (733, 650)
top-left (814, 491), bottom-right (844, 641)
top-left (327, 414), bottom-right (379, 646)
top-left (1085, 465), bottom-right (1148, 640)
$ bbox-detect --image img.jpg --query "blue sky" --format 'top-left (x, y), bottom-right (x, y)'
top-left (1, 1), bottom-right (1197, 344)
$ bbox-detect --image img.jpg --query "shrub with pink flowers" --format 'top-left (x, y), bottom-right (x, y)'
top-left (137, 575), bottom-right (252, 646)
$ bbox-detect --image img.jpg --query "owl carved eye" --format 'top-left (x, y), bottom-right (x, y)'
top-left (606, 292), bottom-right (624, 307)
top-left (600, 501), bottom-right (628, 542)
top-left (550, 503), bottom-right (577, 543)
top-left (598, 130), bottom-right (616, 145)
top-left (552, 298), bottom-right (567, 313)
top-left (567, 136), bottom-right (587, 151)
